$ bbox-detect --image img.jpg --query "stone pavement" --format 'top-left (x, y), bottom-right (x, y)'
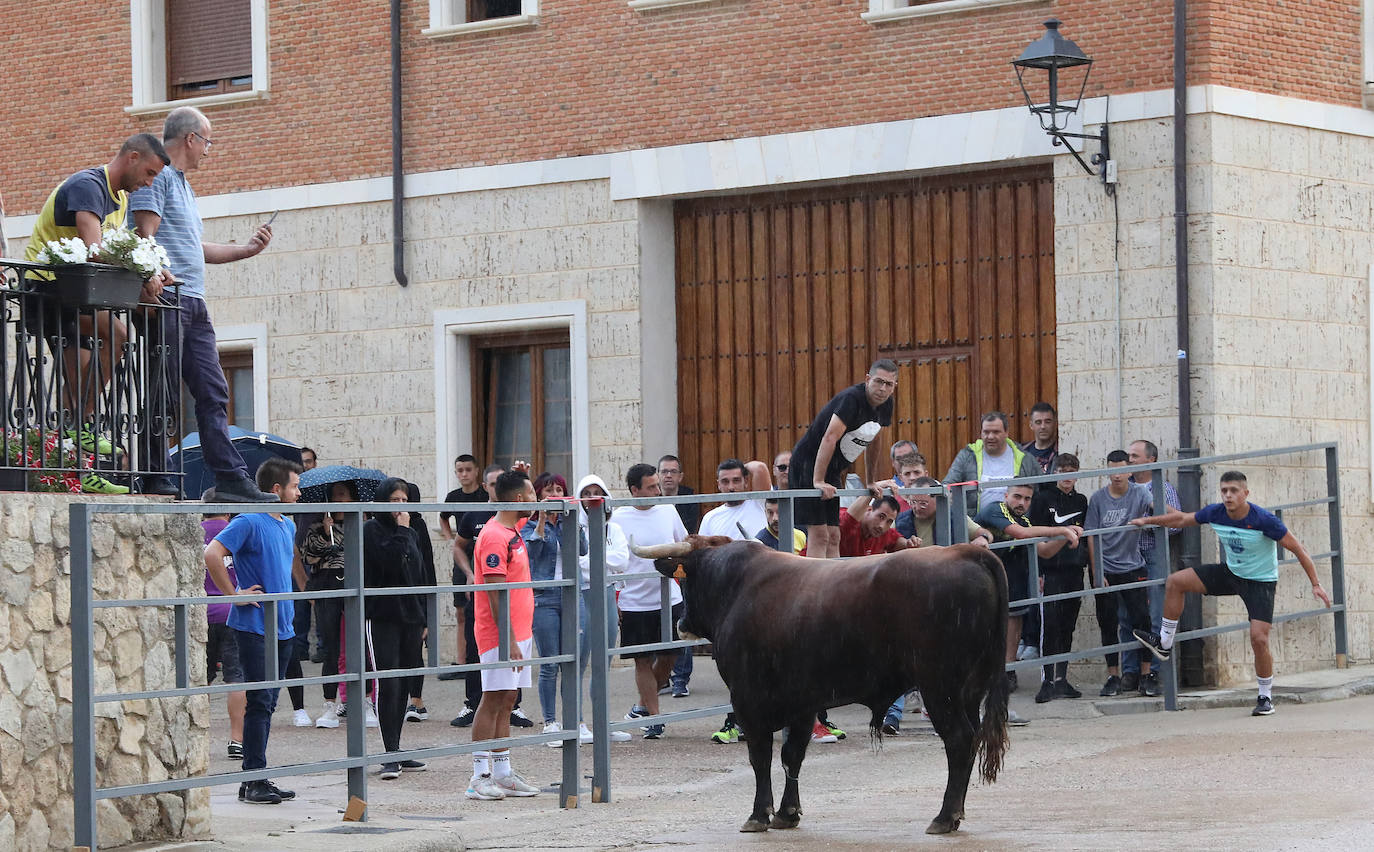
top-left (119, 660), bottom-right (1374, 852)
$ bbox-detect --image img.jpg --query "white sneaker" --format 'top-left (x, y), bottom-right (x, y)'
top-left (316, 701), bottom-right (340, 729)
top-left (1017, 644), bottom-right (1041, 661)
top-left (493, 772), bottom-right (540, 797)
top-left (465, 774), bottom-right (506, 801)
top-left (292, 708), bottom-right (312, 727)
top-left (578, 723), bottom-right (594, 744)
top-left (364, 703), bottom-right (380, 728)
top-left (608, 729), bottom-right (632, 742)
top-left (544, 722), bottom-right (563, 749)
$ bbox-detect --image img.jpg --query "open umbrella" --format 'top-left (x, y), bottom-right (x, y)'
top-left (170, 426), bottom-right (303, 499)
top-left (298, 464), bottom-right (388, 505)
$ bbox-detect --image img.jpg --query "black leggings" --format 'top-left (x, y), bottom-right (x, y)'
top-left (1095, 569), bottom-right (1151, 669)
top-left (314, 596), bottom-right (344, 701)
top-left (368, 619), bottom-right (424, 753)
top-left (287, 595), bottom-right (311, 711)
top-left (1041, 569), bottom-right (1083, 682)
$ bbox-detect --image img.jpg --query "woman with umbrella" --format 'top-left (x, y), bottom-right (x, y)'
top-left (299, 480), bottom-right (365, 729)
top-left (364, 476), bottom-right (429, 780)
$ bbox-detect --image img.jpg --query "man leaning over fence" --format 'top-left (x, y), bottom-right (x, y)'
top-left (203, 457), bottom-right (303, 805)
top-left (1133, 470), bottom-right (1332, 717)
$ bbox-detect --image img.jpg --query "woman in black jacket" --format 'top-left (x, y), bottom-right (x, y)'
top-left (363, 476), bottom-right (428, 779)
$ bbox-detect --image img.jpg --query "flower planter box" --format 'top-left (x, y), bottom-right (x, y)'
top-left (52, 263), bottom-right (144, 310)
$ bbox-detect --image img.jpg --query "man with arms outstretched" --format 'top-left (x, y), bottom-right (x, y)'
top-left (1133, 471), bottom-right (1332, 716)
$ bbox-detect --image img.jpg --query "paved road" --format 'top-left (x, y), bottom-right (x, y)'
top-left (150, 659), bottom-right (1374, 852)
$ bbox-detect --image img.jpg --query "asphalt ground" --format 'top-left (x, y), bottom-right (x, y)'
top-left (124, 659), bottom-right (1374, 852)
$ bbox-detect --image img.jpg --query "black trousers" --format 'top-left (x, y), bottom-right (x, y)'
top-left (1095, 568), bottom-right (1151, 669)
top-left (1041, 569), bottom-right (1083, 682)
top-left (368, 619), bottom-right (424, 753)
top-left (314, 595), bottom-right (344, 701)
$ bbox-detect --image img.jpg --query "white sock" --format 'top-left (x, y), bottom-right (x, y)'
top-left (1257, 676), bottom-right (1273, 699)
top-left (1160, 617), bottom-right (1179, 650)
top-left (491, 751), bottom-right (512, 779)
top-left (472, 751), bottom-right (490, 778)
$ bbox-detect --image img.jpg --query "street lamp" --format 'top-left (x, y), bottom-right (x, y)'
top-left (1013, 19), bottom-right (1113, 186)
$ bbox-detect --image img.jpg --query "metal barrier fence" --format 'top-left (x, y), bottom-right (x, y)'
top-left (2, 257), bottom-right (181, 492)
top-left (69, 441), bottom-right (1347, 847)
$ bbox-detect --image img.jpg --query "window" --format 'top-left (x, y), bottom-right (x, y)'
top-left (128, 0), bottom-right (269, 114)
top-left (181, 351), bottom-right (255, 437)
top-left (473, 330), bottom-right (572, 483)
top-left (424, 0), bottom-right (538, 37)
top-left (861, 0), bottom-right (1042, 25)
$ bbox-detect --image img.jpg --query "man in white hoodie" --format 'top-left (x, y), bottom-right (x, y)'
top-left (573, 474), bottom-right (632, 744)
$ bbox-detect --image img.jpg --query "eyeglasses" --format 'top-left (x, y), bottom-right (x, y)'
top-left (191, 131), bottom-right (214, 150)
top-left (775, 464), bottom-right (789, 471)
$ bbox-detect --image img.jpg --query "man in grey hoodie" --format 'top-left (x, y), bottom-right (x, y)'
top-left (943, 411), bottom-right (1041, 515)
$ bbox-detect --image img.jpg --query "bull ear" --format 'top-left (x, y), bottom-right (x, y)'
top-left (654, 559), bottom-right (687, 579)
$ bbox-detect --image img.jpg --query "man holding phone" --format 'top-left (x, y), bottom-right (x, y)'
top-left (132, 105), bottom-right (277, 501)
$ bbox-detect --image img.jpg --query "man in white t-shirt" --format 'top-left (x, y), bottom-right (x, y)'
top-left (943, 411), bottom-right (1041, 514)
top-left (698, 458), bottom-right (768, 541)
top-left (609, 463), bottom-right (688, 739)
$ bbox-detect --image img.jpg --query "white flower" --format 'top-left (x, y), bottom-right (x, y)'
top-left (38, 236), bottom-right (89, 265)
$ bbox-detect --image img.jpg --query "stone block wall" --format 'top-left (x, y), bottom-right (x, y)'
top-left (0, 495), bottom-right (209, 850)
top-left (1055, 112), bottom-right (1373, 685)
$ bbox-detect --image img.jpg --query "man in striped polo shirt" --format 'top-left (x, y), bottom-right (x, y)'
top-left (131, 106), bottom-right (277, 502)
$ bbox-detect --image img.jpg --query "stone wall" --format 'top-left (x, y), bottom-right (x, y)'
top-left (1055, 113), bottom-right (1373, 685)
top-left (0, 494), bottom-right (209, 850)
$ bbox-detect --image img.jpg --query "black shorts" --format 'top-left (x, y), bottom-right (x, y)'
top-left (207, 622), bottom-right (244, 684)
top-left (794, 495), bottom-right (840, 528)
top-left (21, 290), bottom-right (90, 350)
top-left (1005, 558), bottom-right (1030, 617)
top-left (1195, 563), bottom-right (1277, 624)
top-left (619, 602), bottom-right (683, 659)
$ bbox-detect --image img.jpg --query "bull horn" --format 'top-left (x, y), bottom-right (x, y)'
top-left (627, 537), bottom-right (692, 559)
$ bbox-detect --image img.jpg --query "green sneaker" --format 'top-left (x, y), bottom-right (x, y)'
top-left (65, 428), bottom-right (119, 457)
top-left (81, 473), bottom-right (130, 495)
top-left (823, 722), bottom-right (847, 740)
top-left (710, 723), bottom-right (740, 744)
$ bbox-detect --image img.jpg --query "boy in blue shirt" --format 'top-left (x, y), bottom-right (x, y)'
top-left (1133, 470), bottom-right (1332, 716)
top-left (205, 458), bottom-right (303, 803)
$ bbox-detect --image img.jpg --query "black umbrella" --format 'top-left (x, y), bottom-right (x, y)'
top-left (170, 426), bottom-right (303, 498)
top-left (298, 464), bottom-right (388, 505)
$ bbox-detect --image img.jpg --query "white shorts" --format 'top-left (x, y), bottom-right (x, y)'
top-left (479, 637), bottom-right (534, 692)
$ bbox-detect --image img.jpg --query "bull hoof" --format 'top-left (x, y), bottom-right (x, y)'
top-left (770, 808), bottom-right (801, 829)
top-left (925, 817), bottom-right (961, 835)
top-left (740, 819), bottom-right (770, 833)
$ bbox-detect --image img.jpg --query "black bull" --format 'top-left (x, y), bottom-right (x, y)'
top-left (636, 536), bottom-right (1010, 835)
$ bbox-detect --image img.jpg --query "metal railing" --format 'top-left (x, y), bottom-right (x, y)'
top-left (1, 257), bottom-right (181, 492)
top-left (68, 441), bottom-right (1348, 846)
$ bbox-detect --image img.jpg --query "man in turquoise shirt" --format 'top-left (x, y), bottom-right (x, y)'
top-left (1132, 471), bottom-right (1332, 716)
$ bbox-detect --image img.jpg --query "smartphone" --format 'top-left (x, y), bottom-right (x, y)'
top-left (264, 210), bottom-right (279, 227)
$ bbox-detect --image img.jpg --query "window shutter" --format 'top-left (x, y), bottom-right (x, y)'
top-left (167, 0), bottom-right (252, 87)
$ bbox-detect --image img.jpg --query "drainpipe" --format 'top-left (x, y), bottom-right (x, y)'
top-left (391, 0), bottom-right (409, 286)
top-left (1173, 0), bottom-right (1203, 685)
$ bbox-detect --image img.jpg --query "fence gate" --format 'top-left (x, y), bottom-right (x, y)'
top-left (674, 167), bottom-right (1056, 489)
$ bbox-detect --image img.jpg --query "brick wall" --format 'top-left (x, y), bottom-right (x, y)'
top-left (4, 0), bottom-right (1363, 212)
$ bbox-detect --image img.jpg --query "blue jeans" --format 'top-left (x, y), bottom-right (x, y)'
top-left (885, 692), bottom-right (904, 724)
top-left (532, 592), bottom-right (582, 725)
top-left (145, 294), bottom-right (248, 482)
top-left (233, 629), bottom-right (296, 771)
top-left (1121, 551), bottom-right (1166, 676)
top-left (672, 646), bottom-right (693, 689)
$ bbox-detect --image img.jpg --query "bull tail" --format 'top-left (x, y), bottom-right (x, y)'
top-left (974, 549), bottom-right (1009, 784)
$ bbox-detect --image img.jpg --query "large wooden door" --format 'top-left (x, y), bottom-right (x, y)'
top-left (674, 167), bottom-right (1055, 493)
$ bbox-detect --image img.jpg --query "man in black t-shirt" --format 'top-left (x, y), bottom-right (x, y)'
top-left (1027, 453), bottom-right (1089, 703)
top-left (437, 455), bottom-right (487, 683)
top-left (788, 359), bottom-right (898, 558)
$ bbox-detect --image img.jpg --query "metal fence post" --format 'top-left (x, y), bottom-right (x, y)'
top-left (948, 484), bottom-right (970, 544)
top-left (777, 495), bottom-right (794, 552)
top-left (71, 502), bottom-right (97, 850)
top-left (933, 488), bottom-right (952, 546)
top-left (585, 505), bottom-right (612, 803)
top-left (558, 509), bottom-right (581, 807)
top-left (344, 509), bottom-right (367, 813)
top-left (174, 603), bottom-right (189, 689)
top-left (1326, 445), bottom-right (1348, 667)
top-left (1151, 473), bottom-right (1179, 711)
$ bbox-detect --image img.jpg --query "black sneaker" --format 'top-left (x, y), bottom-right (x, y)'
top-left (310, 646), bottom-right (325, 664)
top-left (1252, 695), bottom-right (1275, 716)
top-left (137, 475), bottom-right (179, 497)
top-left (1134, 629), bottom-right (1171, 662)
top-left (450, 706), bottom-right (475, 727)
top-left (1034, 680), bottom-right (1056, 704)
top-left (265, 781), bottom-right (295, 800)
top-left (399, 759), bottom-right (428, 771)
top-left (209, 477), bottom-right (279, 503)
top-left (437, 669), bottom-right (462, 681)
top-left (1120, 671), bottom-right (1140, 692)
top-left (239, 780), bottom-right (281, 804)
top-left (509, 708), bottom-right (535, 728)
top-left (1053, 679), bottom-right (1082, 699)
top-left (1100, 675), bottom-right (1121, 697)
top-left (1005, 670), bottom-right (1018, 693)
top-left (1140, 671), bottom-right (1161, 697)
top-left (379, 762), bottom-right (401, 781)
top-left (405, 703), bottom-right (428, 722)
top-left (881, 716), bottom-right (901, 735)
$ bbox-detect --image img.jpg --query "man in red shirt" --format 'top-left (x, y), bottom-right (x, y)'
top-left (838, 485), bottom-right (918, 557)
top-left (466, 470), bottom-right (540, 801)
